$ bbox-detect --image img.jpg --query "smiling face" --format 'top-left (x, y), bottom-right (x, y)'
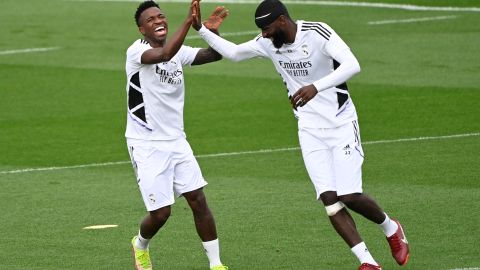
top-left (138, 6), bottom-right (168, 47)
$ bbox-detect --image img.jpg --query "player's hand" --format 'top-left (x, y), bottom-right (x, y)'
top-left (191, 0), bottom-right (202, 30)
top-left (204, 6), bottom-right (229, 32)
top-left (290, 84), bottom-right (318, 110)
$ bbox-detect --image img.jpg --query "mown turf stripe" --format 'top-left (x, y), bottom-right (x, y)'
top-left (64, 0), bottom-right (480, 12)
top-left (1, 132), bottom-right (478, 175)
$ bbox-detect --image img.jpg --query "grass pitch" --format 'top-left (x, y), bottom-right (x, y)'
top-left (0, 0), bottom-right (479, 269)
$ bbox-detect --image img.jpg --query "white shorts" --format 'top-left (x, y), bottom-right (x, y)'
top-left (298, 120), bottom-right (364, 199)
top-left (127, 138), bottom-right (207, 211)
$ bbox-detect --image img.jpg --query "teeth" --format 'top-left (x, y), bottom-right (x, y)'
top-left (155, 26), bottom-right (165, 32)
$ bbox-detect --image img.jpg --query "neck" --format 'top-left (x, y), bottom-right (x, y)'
top-left (144, 37), bottom-right (165, 48)
top-left (285, 20), bottom-right (297, 44)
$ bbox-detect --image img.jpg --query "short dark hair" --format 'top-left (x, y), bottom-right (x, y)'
top-left (254, 0), bottom-right (290, 29)
top-left (135, 0), bottom-right (160, 26)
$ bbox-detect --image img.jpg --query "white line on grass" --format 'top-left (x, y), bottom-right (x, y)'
top-left (83, 224), bottom-right (118, 229)
top-left (132, 14), bottom-right (459, 40)
top-left (368, 15), bottom-right (458, 25)
top-left (64, 0), bottom-right (480, 12)
top-left (0, 161), bottom-right (129, 175)
top-left (0, 132), bottom-right (478, 175)
top-left (0, 47), bottom-right (60, 56)
top-left (186, 30), bottom-right (259, 40)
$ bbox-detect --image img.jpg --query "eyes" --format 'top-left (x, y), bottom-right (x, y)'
top-left (146, 13), bottom-right (166, 23)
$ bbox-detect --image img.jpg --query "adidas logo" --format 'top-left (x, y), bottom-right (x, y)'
top-left (343, 144), bottom-right (351, 151)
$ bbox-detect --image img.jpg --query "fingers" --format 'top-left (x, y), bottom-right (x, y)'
top-left (290, 92), bottom-right (309, 110)
top-left (290, 85), bottom-right (319, 109)
top-left (213, 6), bottom-right (224, 15)
top-left (190, 0), bottom-right (203, 29)
top-left (212, 6), bottom-right (229, 18)
top-left (203, 6), bottom-right (229, 31)
top-left (191, 1), bottom-right (198, 17)
top-left (209, 6), bottom-right (229, 21)
top-left (220, 9), bottom-right (229, 19)
top-left (191, 0), bottom-right (202, 14)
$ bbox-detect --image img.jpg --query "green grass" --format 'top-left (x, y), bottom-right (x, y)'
top-left (1, 0), bottom-right (479, 269)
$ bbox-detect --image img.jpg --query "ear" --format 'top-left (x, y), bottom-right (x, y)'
top-left (139, 26), bottom-right (146, 36)
top-left (278, 15), bottom-right (288, 25)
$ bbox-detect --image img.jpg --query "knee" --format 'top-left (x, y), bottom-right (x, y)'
top-left (185, 190), bottom-right (209, 212)
top-left (150, 207), bottom-right (171, 223)
top-left (338, 193), bottom-right (360, 208)
top-left (319, 191), bottom-right (339, 205)
top-left (320, 191), bottom-right (345, 216)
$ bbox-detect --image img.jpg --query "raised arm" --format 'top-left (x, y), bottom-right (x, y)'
top-left (191, 6), bottom-right (229, 65)
top-left (197, 26), bottom-right (263, 62)
top-left (192, 3), bottom-right (262, 62)
top-left (141, 0), bottom-right (198, 64)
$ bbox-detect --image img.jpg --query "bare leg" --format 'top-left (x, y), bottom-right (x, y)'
top-left (184, 188), bottom-right (218, 241)
top-left (320, 191), bottom-right (362, 248)
top-left (139, 206), bottom-right (171, 239)
top-left (339, 193), bottom-right (386, 224)
top-left (184, 188), bottom-right (224, 268)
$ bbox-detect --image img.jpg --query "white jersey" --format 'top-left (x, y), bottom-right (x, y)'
top-left (199, 20), bottom-right (358, 128)
top-left (125, 39), bottom-right (200, 140)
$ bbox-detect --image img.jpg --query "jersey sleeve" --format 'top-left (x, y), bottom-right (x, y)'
top-left (322, 23), bottom-right (351, 60)
top-left (126, 40), bottom-right (151, 74)
top-left (177, 45), bottom-right (201, 66)
top-left (312, 23), bottom-right (361, 92)
top-left (198, 25), bottom-right (268, 61)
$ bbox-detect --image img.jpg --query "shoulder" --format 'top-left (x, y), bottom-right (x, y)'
top-left (298, 20), bottom-right (333, 41)
top-left (178, 44), bottom-right (199, 54)
top-left (127, 39), bottom-right (151, 54)
top-left (178, 44), bottom-right (201, 58)
top-left (252, 33), bottom-right (273, 50)
top-left (176, 45), bottom-right (201, 65)
top-left (253, 33), bottom-right (268, 44)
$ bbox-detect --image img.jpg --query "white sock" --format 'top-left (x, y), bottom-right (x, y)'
top-left (135, 231), bottom-right (151, 250)
top-left (202, 239), bottom-right (222, 268)
top-left (379, 213), bottom-right (398, 237)
top-left (351, 242), bottom-right (378, 266)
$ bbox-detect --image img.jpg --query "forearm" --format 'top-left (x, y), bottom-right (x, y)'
top-left (313, 49), bottom-right (361, 92)
top-left (205, 28), bottom-right (221, 58)
top-left (142, 19), bottom-right (192, 64)
top-left (164, 18), bottom-right (192, 58)
top-left (198, 25), bottom-right (255, 62)
top-left (192, 46), bottom-right (222, 65)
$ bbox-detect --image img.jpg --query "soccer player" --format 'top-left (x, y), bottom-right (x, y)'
top-left (125, 1), bottom-right (229, 269)
top-left (192, 1), bottom-right (409, 269)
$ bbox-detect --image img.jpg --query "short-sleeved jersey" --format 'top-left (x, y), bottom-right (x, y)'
top-left (243, 21), bottom-right (358, 128)
top-left (125, 39), bottom-right (200, 140)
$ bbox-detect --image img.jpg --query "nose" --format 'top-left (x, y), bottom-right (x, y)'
top-left (154, 17), bottom-right (164, 24)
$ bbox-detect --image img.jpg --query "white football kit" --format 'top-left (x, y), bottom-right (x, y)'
top-left (125, 39), bottom-right (207, 211)
top-left (199, 21), bottom-right (365, 197)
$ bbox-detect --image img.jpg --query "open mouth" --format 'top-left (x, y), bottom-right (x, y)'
top-left (154, 26), bottom-right (167, 36)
